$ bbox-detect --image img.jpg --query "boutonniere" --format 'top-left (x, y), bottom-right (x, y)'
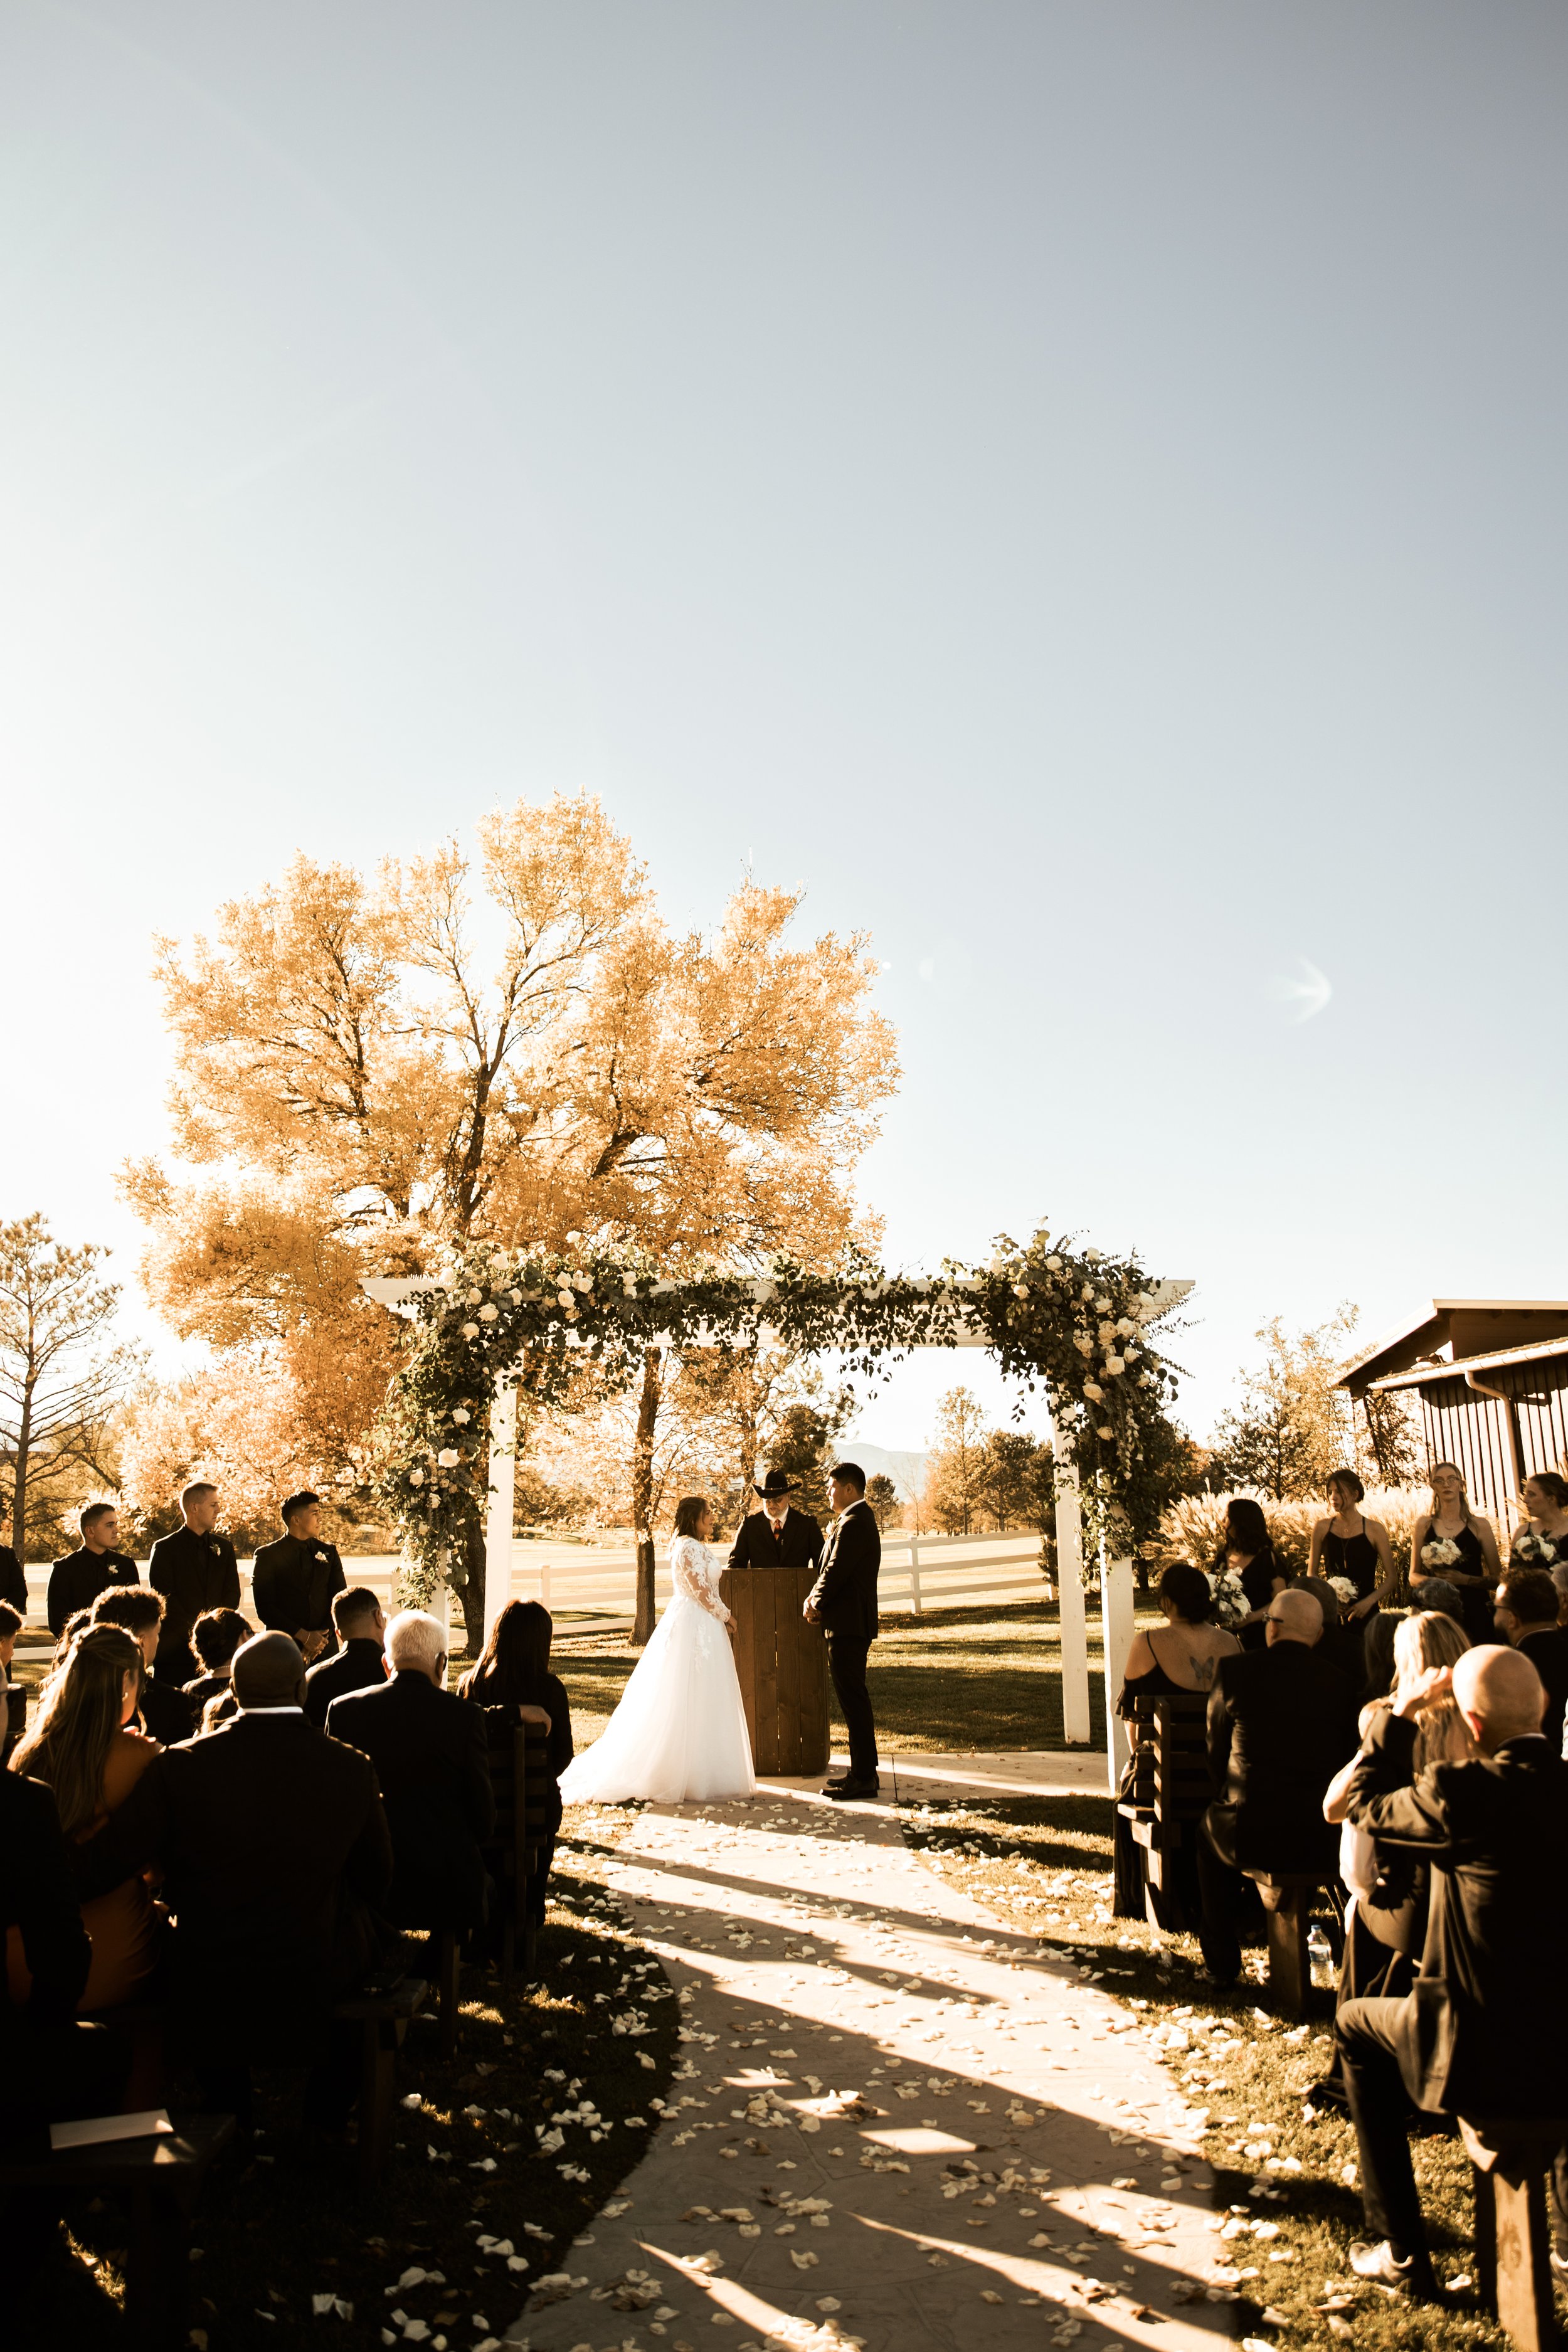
top-left (314, 1549), bottom-right (328, 1562)
top-left (206, 1538), bottom-right (221, 1554)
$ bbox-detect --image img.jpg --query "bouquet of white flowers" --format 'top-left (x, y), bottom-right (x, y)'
top-left (1420, 1536), bottom-right (1461, 1570)
top-left (1210, 1569), bottom-right (1249, 1628)
top-left (1512, 1530), bottom-right (1560, 1565)
top-left (1328, 1576), bottom-right (1358, 1608)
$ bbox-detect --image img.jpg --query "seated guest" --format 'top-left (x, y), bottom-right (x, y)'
top-left (1406, 1571), bottom-right (1464, 1626)
top-left (304, 1586), bottom-right (388, 1725)
top-left (0, 1685), bottom-right (130, 2131)
top-left (0, 1598), bottom-right (21, 1677)
top-left (1308, 1612), bottom-right (1475, 2113)
top-left (75, 1631), bottom-right (393, 2126)
top-left (1493, 1567), bottom-right (1568, 1751)
top-left (1295, 1574), bottom-right (1369, 1696)
top-left (1197, 1587), bottom-right (1360, 1985)
top-left (90, 1587), bottom-right (196, 1745)
top-left (8, 1625), bottom-right (163, 2013)
top-left (252, 1491), bottom-right (346, 1665)
top-left (728, 1470), bottom-right (825, 1570)
top-left (0, 1503), bottom-right (27, 1613)
top-left (1337, 1644), bottom-right (1568, 2292)
top-left (459, 1600), bottom-right (574, 1925)
top-left (46, 1503), bottom-right (138, 1637)
top-left (146, 1481), bottom-right (240, 1687)
top-left (1113, 1563), bottom-right (1239, 1926)
top-left (327, 1611), bottom-right (494, 1934)
top-left (1211, 1496), bottom-right (1285, 1651)
top-left (183, 1606), bottom-right (252, 1715)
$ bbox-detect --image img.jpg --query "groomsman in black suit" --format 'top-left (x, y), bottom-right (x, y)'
top-left (147, 1481), bottom-right (241, 1687)
top-left (304, 1587), bottom-right (388, 1725)
top-left (804, 1462), bottom-right (881, 1801)
top-left (252, 1491), bottom-right (347, 1664)
top-left (728, 1469), bottom-right (825, 1571)
top-left (47, 1503), bottom-right (139, 1636)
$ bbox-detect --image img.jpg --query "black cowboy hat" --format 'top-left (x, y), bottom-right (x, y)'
top-left (754, 1469), bottom-right (795, 1498)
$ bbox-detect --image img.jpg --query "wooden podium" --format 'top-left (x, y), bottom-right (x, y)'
top-left (719, 1565), bottom-right (830, 1776)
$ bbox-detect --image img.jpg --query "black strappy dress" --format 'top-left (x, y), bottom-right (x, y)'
top-left (1322, 1518), bottom-right (1380, 1605)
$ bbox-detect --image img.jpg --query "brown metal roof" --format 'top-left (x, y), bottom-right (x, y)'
top-left (1368, 1332), bottom-right (1568, 1394)
top-left (1336, 1300), bottom-right (1568, 1395)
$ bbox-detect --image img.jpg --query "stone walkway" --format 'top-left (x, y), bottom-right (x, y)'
top-left (509, 1781), bottom-right (1239, 2352)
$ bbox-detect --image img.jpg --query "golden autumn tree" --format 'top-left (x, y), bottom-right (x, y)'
top-left (124, 794), bottom-right (899, 1584)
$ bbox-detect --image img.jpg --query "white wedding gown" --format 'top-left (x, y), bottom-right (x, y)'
top-left (557, 1536), bottom-right (756, 1804)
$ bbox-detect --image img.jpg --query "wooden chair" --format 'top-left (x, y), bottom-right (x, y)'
top-left (1118, 1692), bottom-right (1210, 1925)
top-left (0, 2111), bottom-right (233, 2348)
top-left (482, 1705), bottom-right (552, 1983)
top-left (1244, 1871), bottom-right (1339, 2018)
top-left (331, 1974), bottom-right (428, 2190)
top-left (1459, 2113), bottom-right (1568, 2352)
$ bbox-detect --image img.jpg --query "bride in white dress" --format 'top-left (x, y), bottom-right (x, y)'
top-left (557, 1495), bottom-right (756, 1805)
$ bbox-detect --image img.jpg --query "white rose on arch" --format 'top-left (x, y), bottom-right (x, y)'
top-left (465, 1288), bottom-right (482, 1306)
top-left (1083, 1380), bottom-right (1104, 1401)
top-left (1104, 1355), bottom-right (1125, 1375)
top-left (479, 1303), bottom-right (499, 1322)
top-left (408, 1468), bottom-right (425, 1486)
top-left (438, 1448), bottom-right (460, 1467)
top-left (461, 1321), bottom-right (479, 1338)
top-left (452, 1408), bottom-right (471, 1424)
top-left (1097, 1424), bottom-right (1115, 1440)
top-left (1073, 1333), bottom-right (1094, 1355)
top-left (1045, 1254), bottom-right (1063, 1271)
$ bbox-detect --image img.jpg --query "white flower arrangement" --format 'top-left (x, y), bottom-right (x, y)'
top-left (1328, 1576), bottom-right (1357, 1606)
top-left (1513, 1530), bottom-right (1560, 1565)
top-left (1420, 1537), bottom-right (1461, 1569)
top-left (1210, 1569), bottom-right (1249, 1628)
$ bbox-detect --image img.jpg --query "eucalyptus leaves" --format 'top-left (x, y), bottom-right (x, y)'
top-left (374, 1221), bottom-right (1184, 1587)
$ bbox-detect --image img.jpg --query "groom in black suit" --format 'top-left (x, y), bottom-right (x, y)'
top-left (804, 1462), bottom-right (881, 1801)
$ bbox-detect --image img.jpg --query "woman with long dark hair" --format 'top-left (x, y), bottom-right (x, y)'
top-left (1308, 1471), bottom-right (1397, 1624)
top-left (459, 1601), bottom-right (574, 1927)
top-left (1212, 1497), bottom-right (1284, 1651)
top-left (1113, 1562), bottom-right (1240, 1924)
top-left (1510, 1471), bottom-right (1568, 1571)
top-left (1411, 1462), bottom-right (1500, 1647)
top-left (8, 1626), bottom-right (162, 2011)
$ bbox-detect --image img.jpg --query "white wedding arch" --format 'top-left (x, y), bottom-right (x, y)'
top-left (362, 1237), bottom-right (1192, 1791)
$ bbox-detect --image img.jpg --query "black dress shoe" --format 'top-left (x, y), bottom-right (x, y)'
top-left (825, 1776), bottom-right (879, 1801)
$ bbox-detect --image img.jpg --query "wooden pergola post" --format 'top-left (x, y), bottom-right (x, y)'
top-left (483, 1377), bottom-right (518, 1646)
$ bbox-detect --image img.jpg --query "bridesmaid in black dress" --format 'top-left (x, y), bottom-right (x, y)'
top-left (1309, 1471), bottom-right (1398, 1682)
top-left (1210, 1498), bottom-right (1285, 1651)
top-left (1114, 1562), bottom-right (1240, 1923)
top-left (1411, 1461), bottom-right (1501, 1648)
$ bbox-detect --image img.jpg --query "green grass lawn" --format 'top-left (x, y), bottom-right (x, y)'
top-left (555, 1597), bottom-right (1111, 1754)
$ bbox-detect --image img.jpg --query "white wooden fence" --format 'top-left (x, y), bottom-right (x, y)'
top-left (13, 1528), bottom-right (1047, 1635)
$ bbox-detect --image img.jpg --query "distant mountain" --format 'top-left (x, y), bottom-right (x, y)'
top-left (839, 1441), bottom-right (926, 1503)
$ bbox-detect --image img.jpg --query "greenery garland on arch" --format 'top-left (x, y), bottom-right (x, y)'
top-left (371, 1219), bottom-right (1187, 1619)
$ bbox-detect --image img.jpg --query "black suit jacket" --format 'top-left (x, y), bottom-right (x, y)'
top-left (139, 1678), bottom-right (197, 1746)
top-left (305, 1637), bottom-right (387, 1727)
top-left (1204, 1638), bottom-right (1359, 1873)
top-left (806, 1501), bottom-right (881, 1645)
top-left (251, 1535), bottom-right (346, 1639)
top-left (1345, 1712), bottom-right (1568, 2112)
top-left (1, 1773), bottom-right (93, 2034)
top-left (729, 1507), bottom-right (825, 1571)
top-left (327, 1672), bottom-right (495, 1928)
top-left (77, 1710), bottom-right (392, 2057)
top-left (147, 1525), bottom-right (241, 1667)
top-left (47, 1549), bottom-right (139, 1637)
top-left (1518, 1626), bottom-right (1568, 1755)
top-left (0, 1545), bottom-right (27, 1614)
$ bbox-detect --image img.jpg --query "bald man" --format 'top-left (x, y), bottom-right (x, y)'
top-left (1336, 1643), bottom-right (1568, 2292)
top-left (1196, 1585), bottom-right (1360, 1986)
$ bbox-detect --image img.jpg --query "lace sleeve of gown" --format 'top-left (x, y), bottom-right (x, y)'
top-left (670, 1537), bottom-right (726, 1614)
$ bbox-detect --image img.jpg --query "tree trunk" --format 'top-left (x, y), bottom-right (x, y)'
top-left (446, 1512), bottom-right (486, 1661)
top-left (737, 1349), bottom-right (758, 1496)
top-left (631, 1345), bottom-right (662, 1646)
top-left (11, 1384), bottom-right (33, 1564)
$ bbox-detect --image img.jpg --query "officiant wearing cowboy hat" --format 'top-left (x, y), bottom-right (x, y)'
top-left (728, 1469), bottom-right (825, 1571)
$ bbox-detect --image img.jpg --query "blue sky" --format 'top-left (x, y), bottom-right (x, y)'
top-left (6, 1), bottom-right (1566, 1454)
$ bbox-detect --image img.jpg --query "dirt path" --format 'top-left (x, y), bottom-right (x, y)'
top-left (509, 1781), bottom-right (1238, 2352)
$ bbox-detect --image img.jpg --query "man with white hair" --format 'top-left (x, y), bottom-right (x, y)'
top-left (326, 1610), bottom-right (494, 1931)
top-left (1337, 1642), bottom-right (1568, 2292)
top-left (1196, 1584), bottom-right (1359, 1984)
